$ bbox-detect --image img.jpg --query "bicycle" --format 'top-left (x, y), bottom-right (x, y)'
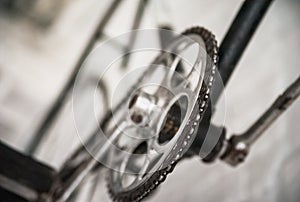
top-left (1, 0), bottom-right (300, 201)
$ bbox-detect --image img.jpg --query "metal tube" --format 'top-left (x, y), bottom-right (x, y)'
top-left (216, 0), bottom-right (274, 97)
top-left (240, 76), bottom-right (300, 145)
top-left (188, 0), bottom-right (274, 157)
top-left (221, 76), bottom-right (300, 166)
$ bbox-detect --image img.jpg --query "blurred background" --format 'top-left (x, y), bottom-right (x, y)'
top-left (0, 0), bottom-right (300, 201)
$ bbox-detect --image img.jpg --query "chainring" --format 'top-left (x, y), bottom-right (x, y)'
top-left (106, 26), bottom-right (218, 202)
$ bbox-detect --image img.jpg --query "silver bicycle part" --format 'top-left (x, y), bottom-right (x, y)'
top-left (107, 27), bottom-right (218, 202)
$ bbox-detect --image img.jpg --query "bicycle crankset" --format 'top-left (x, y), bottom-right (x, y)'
top-left (106, 27), bottom-right (218, 202)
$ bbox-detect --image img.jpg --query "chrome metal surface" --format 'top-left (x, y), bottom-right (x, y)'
top-left (107, 27), bottom-right (218, 202)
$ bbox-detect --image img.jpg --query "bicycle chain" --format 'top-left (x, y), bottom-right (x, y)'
top-left (107, 26), bottom-right (218, 202)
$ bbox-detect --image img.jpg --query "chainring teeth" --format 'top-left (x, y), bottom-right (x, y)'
top-left (108, 26), bottom-right (218, 202)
